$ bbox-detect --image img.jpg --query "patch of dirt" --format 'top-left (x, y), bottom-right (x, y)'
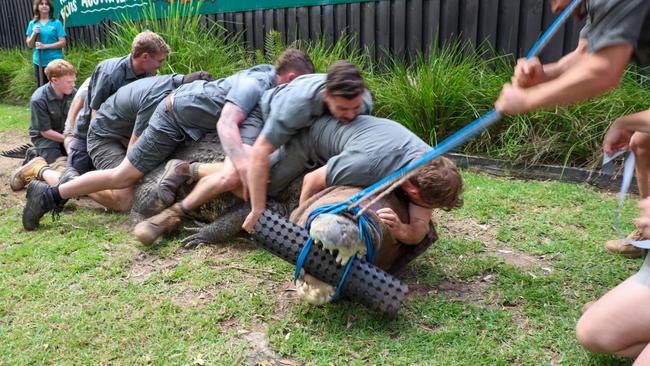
top-left (0, 130), bottom-right (30, 208)
top-left (432, 212), bottom-right (554, 273)
top-left (126, 248), bottom-right (182, 283)
top-left (406, 273), bottom-right (498, 306)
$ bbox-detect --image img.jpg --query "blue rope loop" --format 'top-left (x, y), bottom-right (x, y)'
top-left (294, 202), bottom-right (381, 301)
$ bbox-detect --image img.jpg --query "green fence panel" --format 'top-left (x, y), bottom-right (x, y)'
top-left (56, 0), bottom-right (379, 27)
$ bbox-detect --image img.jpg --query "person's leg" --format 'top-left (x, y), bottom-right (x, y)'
top-left (604, 133), bottom-right (650, 257)
top-left (633, 344), bottom-right (650, 365)
top-left (40, 169), bottom-right (61, 186)
top-left (134, 159), bottom-right (239, 245)
top-left (194, 162), bottom-right (224, 179)
top-left (183, 159), bottom-right (239, 211)
top-left (631, 133), bottom-right (650, 198)
top-left (86, 133), bottom-right (134, 211)
top-left (576, 255), bottom-right (650, 359)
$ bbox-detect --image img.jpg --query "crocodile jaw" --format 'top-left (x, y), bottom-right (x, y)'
top-left (309, 213), bottom-right (366, 266)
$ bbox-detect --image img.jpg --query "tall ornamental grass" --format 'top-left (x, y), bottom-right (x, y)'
top-left (107, 0), bottom-right (249, 78)
top-left (1, 2), bottom-right (649, 168)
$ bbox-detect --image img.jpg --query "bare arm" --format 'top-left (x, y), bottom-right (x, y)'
top-left (127, 133), bottom-right (138, 150)
top-left (496, 43), bottom-right (633, 115)
top-left (217, 102), bottom-right (249, 194)
top-left (242, 136), bottom-right (277, 233)
top-left (40, 129), bottom-right (65, 143)
top-left (64, 95), bottom-right (84, 135)
top-left (603, 109), bottom-right (650, 154)
top-left (26, 25), bottom-right (39, 47)
top-left (36, 37), bottom-right (66, 50)
top-left (377, 204), bottom-right (432, 244)
top-left (299, 166), bottom-right (328, 204)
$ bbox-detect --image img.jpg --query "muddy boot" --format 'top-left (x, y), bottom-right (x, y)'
top-left (604, 230), bottom-right (645, 258)
top-left (10, 156), bottom-right (48, 191)
top-left (49, 156), bottom-right (68, 173)
top-left (133, 203), bottom-right (186, 246)
top-left (157, 159), bottom-right (191, 208)
top-left (22, 180), bottom-right (64, 231)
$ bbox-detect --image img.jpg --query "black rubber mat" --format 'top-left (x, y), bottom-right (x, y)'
top-left (253, 209), bottom-right (407, 318)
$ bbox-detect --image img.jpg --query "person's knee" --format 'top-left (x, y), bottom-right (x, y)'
top-left (576, 313), bottom-right (619, 354)
top-left (110, 161), bottom-right (143, 188)
top-left (630, 133), bottom-right (650, 159)
top-left (112, 190), bottom-right (134, 211)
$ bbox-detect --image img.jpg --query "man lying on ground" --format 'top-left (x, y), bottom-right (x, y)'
top-left (80, 71), bottom-right (214, 211)
top-left (267, 114), bottom-right (463, 244)
top-left (21, 48), bottom-right (314, 231)
top-left (67, 30), bottom-right (170, 176)
top-left (133, 60), bottom-right (371, 244)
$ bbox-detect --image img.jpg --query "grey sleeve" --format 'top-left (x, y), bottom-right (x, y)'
top-left (260, 101), bottom-right (314, 148)
top-left (30, 98), bottom-right (51, 132)
top-left (133, 100), bottom-right (163, 137)
top-left (133, 105), bottom-right (157, 137)
top-left (89, 71), bottom-right (115, 111)
top-left (325, 149), bottom-right (379, 187)
top-left (585, 0), bottom-right (650, 53)
top-left (225, 77), bottom-right (265, 116)
top-left (238, 105), bottom-right (265, 146)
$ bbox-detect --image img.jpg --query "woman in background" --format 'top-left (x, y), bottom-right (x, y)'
top-left (25, 0), bottom-right (66, 87)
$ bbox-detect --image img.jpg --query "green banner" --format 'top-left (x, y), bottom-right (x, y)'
top-left (55, 0), bottom-right (377, 27)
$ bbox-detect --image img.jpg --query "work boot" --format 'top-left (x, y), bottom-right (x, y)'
top-left (604, 230), bottom-right (645, 258)
top-left (133, 203), bottom-right (185, 245)
top-left (10, 156), bottom-right (48, 191)
top-left (22, 180), bottom-right (62, 231)
top-left (157, 159), bottom-right (191, 208)
top-left (49, 156), bottom-right (67, 172)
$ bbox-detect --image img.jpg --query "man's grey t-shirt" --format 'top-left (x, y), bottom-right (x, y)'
top-left (259, 73), bottom-right (373, 149)
top-left (269, 115), bottom-right (430, 195)
top-left (29, 83), bottom-right (76, 148)
top-left (168, 64), bottom-right (276, 141)
top-left (74, 54), bottom-right (152, 139)
top-left (579, 0), bottom-right (650, 66)
top-left (91, 74), bottom-right (185, 140)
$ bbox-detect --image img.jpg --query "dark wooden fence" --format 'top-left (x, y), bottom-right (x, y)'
top-left (1, 0), bottom-right (583, 62)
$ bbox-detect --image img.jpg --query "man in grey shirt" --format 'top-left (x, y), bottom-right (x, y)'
top-left (22, 50), bottom-right (315, 231)
top-left (243, 61), bottom-right (373, 232)
top-left (269, 115), bottom-right (463, 245)
top-left (132, 60), bottom-right (371, 244)
top-left (495, 0), bottom-right (650, 257)
top-left (82, 72), bottom-right (214, 211)
top-left (67, 30), bottom-right (171, 175)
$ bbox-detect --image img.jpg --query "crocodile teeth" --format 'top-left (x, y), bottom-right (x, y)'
top-left (340, 255), bottom-right (350, 266)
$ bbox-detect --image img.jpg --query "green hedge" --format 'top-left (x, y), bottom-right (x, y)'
top-left (1, 9), bottom-right (648, 169)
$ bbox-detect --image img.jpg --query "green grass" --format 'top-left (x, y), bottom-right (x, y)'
top-left (0, 166), bottom-right (640, 364)
top-left (0, 103), bottom-right (30, 132)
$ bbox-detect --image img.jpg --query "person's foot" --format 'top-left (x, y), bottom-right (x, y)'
top-left (604, 230), bottom-right (645, 258)
top-left (157, 159), bottom-right (191, 208)
top-left (22, 180), bottom-right (61, 231)
top-left (10, 156), bottom-right (48, 191)
top-left (133, 203), bottom-right (185, 245)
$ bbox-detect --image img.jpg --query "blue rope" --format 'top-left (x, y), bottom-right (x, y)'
top-left (294, 0), bottom-right (583, 301)
top-left (294, 202), bottom-right (380, 301)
